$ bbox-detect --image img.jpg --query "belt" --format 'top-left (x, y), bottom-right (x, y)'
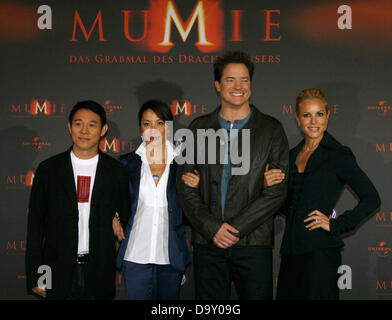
top-left (76, 253), bottom-right (89, 264)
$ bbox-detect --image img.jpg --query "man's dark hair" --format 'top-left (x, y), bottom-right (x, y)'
top-left (138, 99), bottom-right (173, 126)
top-left (68, 100), bottom-right (107, 127)
top-left (214, 51), bottom-right (254, 82)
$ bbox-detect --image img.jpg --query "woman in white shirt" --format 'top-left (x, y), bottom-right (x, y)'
top-left (115, 100), bottom-right (198, 300)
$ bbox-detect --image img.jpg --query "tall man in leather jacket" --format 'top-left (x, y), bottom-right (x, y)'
top-left (176, 51), bottom-right (289, 299)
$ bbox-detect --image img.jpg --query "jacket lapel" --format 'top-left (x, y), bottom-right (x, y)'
top-left (129, 156), bottom-right (142, 215)
top-left (305, 131), bottom-right (342, 173)
top-left (166, 162), bottom-right (176, 203)
top-left (200, 108), bottom-right (223, 184)
top-left (230, 105), bottom-right (256, 175)
top-left (290, 138), bottom-right (324, 174)
top-left (90, 152), bottom-right (105, 207)
top-left (62, 148), bottom-right (78, 206)
top-left (303, 147), bottom-right (324, 173)
top-left (293, 132), bottom-right (338, 174)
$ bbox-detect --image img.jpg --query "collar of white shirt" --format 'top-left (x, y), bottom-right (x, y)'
top-left (135, 140), bottom-right (179, 165)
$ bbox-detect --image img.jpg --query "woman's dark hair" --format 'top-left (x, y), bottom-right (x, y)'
top-left (138, 99), bottom-right (173, 125)
top-left (214, 51), bottom-right (254, 82)
top-left (68, 100), bottom-right (107, 127)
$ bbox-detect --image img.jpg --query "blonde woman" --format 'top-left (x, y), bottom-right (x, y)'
top-left (265, 88), bottom-right (380, 300)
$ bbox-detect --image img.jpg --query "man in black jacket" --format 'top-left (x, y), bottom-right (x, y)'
top-left (25, 100), bottom-right (130, 299)
top-left (176, 51), bottom-right (289, 299)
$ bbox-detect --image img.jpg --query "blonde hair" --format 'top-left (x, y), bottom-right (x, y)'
top-left (295, 88), bottom-right (329, 115)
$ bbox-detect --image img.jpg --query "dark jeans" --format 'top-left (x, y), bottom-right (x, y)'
top-left (193, 244), bottom-right (273, 300)
top-left (122, 260), bottom-right (183, 300)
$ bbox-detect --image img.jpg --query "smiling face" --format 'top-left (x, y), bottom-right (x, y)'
top-left (214, 63), bottom-right (251, 110)
top-left (295, 98), bottom-right (330, 142)
top-left (68, 108), bottom-right (108, 159)
top-left (140, 108), bottom-right (166, 145)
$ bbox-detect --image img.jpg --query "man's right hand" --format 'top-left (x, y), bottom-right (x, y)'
top-left (213, 223), bottom-right (240, 249)
top-left (32, 286), bottom-right (46, 298)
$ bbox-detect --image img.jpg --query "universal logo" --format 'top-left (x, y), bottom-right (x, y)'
top-left (99, 137), bottom-right (136, 154)
top-left (5, 171), bottom-right (35, 189)
top-left (376, 211), bottom-right (392, 227)
top-left (368, 242), bottom-right (392, 258)
top-left (368, 101), bottom-right (391, 116)
top-left (103, 100), bottom-right (123, 114)
top-left (10, 99), bottom-right (66, 118)
top-left (22, 137), bottom-right (51, 152)
top-left (171, 100), bottom-right (207, 117)
top-left (282, 104), bottom-right (338, 115)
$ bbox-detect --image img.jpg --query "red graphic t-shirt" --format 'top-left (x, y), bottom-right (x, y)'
top-left (77, 176), bottom-right (91, 203)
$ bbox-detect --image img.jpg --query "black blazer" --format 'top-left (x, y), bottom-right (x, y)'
top-left (25, 148), bottom-right (131, 299)
top-left (280, 132), bottom-right (381, 255)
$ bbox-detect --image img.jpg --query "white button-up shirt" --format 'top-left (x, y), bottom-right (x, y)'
top-left (123, 140), bottom-right (179, 265)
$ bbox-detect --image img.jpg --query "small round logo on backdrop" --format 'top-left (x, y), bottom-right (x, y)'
top-left (368, 242), bottom-right (392, 258)
top-left (21, 136), bottom-right (51, 152)
top-left (170, 99), bottom-right (207, 117)
top-left (99, 137), bottom-right (121, 153)
top-left (99, 137), bottom-right (136, 154)
top-left (103, 100), bottom-right (123, 114)
top-left (368, 101), bottom-right (392, 116)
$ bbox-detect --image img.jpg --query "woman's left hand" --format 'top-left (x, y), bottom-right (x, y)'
top-left (304, 210), bottom-right (331, 232)
top-left (112, 214), bottom-right (125, 241)
top-left (264, 163), bottom-right (285, 188)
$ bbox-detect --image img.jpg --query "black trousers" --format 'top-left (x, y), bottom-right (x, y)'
top-left (67, 263), bottom-right (94, 300)
top-left (193, 244), bottom-right (272, 300)
top-left (276, 247), bottom-right (341, 300)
